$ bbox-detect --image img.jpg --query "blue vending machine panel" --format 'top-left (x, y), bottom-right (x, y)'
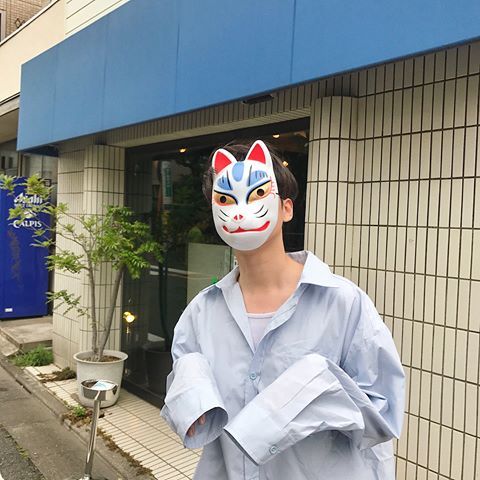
top-left (0, 179), bottom-right (50, 319)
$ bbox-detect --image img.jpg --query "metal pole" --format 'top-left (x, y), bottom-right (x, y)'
top-left (81, 391), bottom-right (101, 480)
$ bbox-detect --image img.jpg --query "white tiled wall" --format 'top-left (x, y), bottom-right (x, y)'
top-left (307, 43), bottom-right (480, 479)
top-left (53, 144), bottom-right (125, 367)
top-left (53, 34), bottom-right (480, 478)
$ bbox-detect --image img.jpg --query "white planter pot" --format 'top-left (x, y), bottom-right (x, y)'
top-left (73, 349), bottom-right (128, 408)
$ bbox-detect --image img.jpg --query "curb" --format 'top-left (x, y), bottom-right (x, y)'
top-left (0, 353), bottom-right (154, 480)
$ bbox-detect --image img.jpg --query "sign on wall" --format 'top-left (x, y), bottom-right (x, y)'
top-left (0, 178), bottom-right (50, 319)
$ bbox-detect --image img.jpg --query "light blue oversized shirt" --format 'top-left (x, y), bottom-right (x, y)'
top-left (160, 250), bottom-right (405, 480)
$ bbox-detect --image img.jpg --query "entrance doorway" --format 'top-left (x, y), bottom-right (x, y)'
top-left (122, 119), bottom-right (309, 405)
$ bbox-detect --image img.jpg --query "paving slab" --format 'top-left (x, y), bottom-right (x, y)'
top-left (0, 316), bottom-right (52, 351)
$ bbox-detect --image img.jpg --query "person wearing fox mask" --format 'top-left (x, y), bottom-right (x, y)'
top-left (160, 140), bottom-right (405, 480)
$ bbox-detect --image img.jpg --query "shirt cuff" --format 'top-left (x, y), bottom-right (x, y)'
top-left (224, 354), bottom-right (333, 465)
top-left (160, 352), bottom-right (228, 449)
top-left (161, 388), bottom-right (228, 448)
top-left (224, 404), bottom-right (284, 465)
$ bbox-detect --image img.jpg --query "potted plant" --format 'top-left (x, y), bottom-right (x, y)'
top-left (0, 174), bottom-right (163, 407)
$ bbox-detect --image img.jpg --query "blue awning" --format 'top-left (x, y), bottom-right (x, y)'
top-left (17, 0), bottom-right (480, 151)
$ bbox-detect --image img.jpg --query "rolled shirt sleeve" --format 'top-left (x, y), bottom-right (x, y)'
top-left (224, 288), bottom-right (405, 465)
top-left (160, 352), bottom-right (228, 449)
top-left (160, 301), bottom-right (228, 449)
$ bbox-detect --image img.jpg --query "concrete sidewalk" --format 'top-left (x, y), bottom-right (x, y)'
top-left (0, 318), bottom-right (200, 479)
top-left (0, 361), bottom-right (134, 480)
top-left (25, 364), bottom-right (201, 479)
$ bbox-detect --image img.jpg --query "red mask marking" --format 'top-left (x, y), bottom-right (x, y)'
top-left (223, 221), bottom-right (270, 234)
top-left (246, 143), bottom-right (266, 164)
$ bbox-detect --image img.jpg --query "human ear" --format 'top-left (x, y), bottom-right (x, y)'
top-left (281, 198), bottom-right (294, 223)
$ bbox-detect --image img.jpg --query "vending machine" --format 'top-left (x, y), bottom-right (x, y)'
top-left (0, 178), bottom-right (50, 319)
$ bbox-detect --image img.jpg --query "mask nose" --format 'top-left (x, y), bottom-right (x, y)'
top-left (233, 214), bottom-right (244, 222)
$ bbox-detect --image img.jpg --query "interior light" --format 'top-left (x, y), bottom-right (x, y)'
top-left (272, 134), bottom-right (280, 139)
top-left (179, 148), bottom-right (187, 153)
top-left (123, 311), bottom-right (136, 323)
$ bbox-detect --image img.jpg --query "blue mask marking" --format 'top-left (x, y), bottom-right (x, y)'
top-left (248, 169), bottom-right (268, 187)
top-left (232, 162), bottom-right (245, 182)
top-left (217, 174), bottom-right (232, 191)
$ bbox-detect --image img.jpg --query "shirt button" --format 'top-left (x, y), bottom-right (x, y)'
top-left (249, 372), bottom-right (257, 380)
top-left (269, 445), bottom-right (278, 454)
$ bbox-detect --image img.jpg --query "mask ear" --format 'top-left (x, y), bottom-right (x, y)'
top-left (245, 140), bottom-right (270, 165)
top-left (212, 149), bottom-right (237, 174)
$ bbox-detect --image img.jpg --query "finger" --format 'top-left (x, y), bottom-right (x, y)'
top-left (199, 415), bottom-right (206, 425)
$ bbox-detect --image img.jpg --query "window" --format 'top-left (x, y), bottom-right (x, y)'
top-left (22, 154), bottom-right (58, 203)
top-left (0, 141), bottom-right (19, 176)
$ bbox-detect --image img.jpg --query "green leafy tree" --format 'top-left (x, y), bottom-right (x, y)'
top-left (0, 174), bottom-right (163, 361)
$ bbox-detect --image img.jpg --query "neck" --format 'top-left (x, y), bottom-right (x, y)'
top-left (235, 235), bottom-right (299, 290)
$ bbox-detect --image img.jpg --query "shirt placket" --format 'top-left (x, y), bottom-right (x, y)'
top-left (244, 362), bottom-right (260, 480)
top-left (242, 286), bottom-right (306, 480)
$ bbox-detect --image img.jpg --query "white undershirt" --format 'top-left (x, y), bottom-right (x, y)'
top-left (247, 311), bottom-right (276, 350)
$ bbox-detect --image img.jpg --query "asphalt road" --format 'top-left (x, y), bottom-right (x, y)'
top-left (0, 424), bottom-right (45, 480)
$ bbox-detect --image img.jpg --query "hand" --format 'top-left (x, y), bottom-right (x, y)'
top-left (187, 414), bottom-right (206, 437)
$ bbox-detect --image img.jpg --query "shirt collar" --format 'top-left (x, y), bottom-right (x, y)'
top-left (214, 250), bottom-right (341, 291)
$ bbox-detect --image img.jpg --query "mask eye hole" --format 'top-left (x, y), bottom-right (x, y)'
top-left (213, 191), bottom-right (236, 206)
top-left (247, 181), bottom-right (272, 203)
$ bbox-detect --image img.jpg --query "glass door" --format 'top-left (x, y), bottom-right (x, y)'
top-left (121, 120), bottom-right (309, 405)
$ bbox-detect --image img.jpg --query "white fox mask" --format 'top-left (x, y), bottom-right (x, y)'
top-left (211, 140), bottom-right (280, 251)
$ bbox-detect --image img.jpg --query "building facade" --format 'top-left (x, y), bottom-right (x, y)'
top-left (0, 0), bottom-right (50, 41)
top-left (5, 1), bottom-right (480, 478)
top-left (0, 0), bottom-right (63, 187)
